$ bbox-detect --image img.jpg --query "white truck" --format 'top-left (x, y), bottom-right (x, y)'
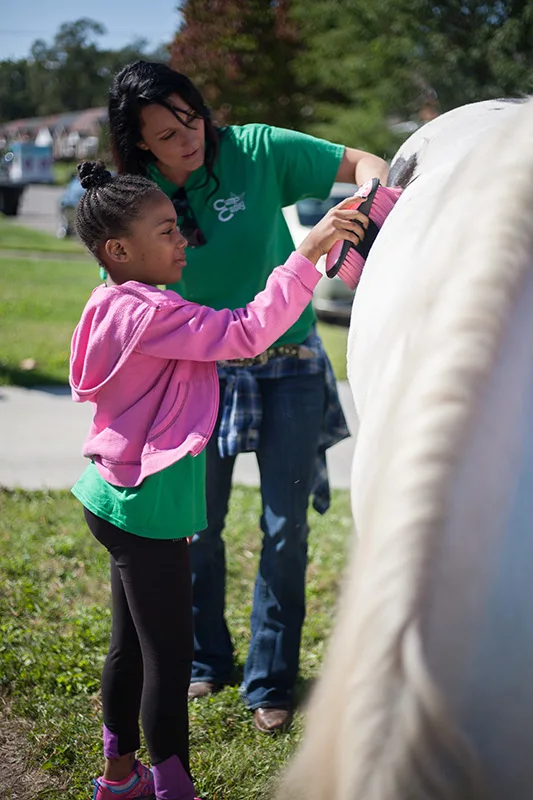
top-left (0, 141), bottom-right (54, 216)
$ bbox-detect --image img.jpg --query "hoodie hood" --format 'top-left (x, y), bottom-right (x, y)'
top-left (70, 284), bottom-right (156, 402)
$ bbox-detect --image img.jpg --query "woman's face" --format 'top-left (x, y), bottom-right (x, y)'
top-left (138, 93), bottom-right (206, 182)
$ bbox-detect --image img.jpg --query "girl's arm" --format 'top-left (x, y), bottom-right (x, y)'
top-left (138, 252), bottom-right (320, 362)
top-left (137, 201), bottom-right (365, 363)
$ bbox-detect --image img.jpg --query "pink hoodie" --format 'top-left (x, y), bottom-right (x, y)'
top-left (70, 251), bottom-right (320, 487)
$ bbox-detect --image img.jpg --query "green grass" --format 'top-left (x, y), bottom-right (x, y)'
top-left (0, 255), bottom-right (98, 386)
top-left (316, 321), bottom-right (348, 381)
top-left (0, 218), bottom-right (85, 254)
top-left (0, 221), bottom-right (349, 387)
top-left (0, 485), bottom-right (353, 799)
top-left (53, 160), bottom-right (78, 186)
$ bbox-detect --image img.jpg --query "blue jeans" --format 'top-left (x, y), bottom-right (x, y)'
top-left (189, 371), bottom-right (326, 710)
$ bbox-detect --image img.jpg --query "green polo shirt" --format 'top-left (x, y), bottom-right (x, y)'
top-left (149, 123), bottom-right (344, 346)
top-left (72, 453), bottom-right (206, 540)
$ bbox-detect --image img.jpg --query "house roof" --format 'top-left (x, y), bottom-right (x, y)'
top-left (0, 107), bottom-right (107, 138)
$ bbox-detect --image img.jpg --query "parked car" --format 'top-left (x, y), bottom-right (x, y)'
top-left (0, 141), bottom-right (54, 217)
top-left (283, 182), bottom-right (357, 326)
top-left (57, 173), bottom-right (86, 238)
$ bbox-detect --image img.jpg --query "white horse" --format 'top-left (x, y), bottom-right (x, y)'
top-left (277, 97), bottom-right (533, 799)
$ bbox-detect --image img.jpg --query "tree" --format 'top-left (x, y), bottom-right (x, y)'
top-left (170, 0), bottom-right (305, 128)
top-left (169, 0), bottom-right (413, 154)
top-left (0, 19), bottom-right (170, 123)
top-left (27, 19), bottom-right (108, 114)
top-left (288, 0), bottom-right (413, 155)
top-left (0, 60), bottom-right (38, 121)
top-left (4, 3), bottom-right (533, 151)
top-left (409, 0), bottom-right (533, 109)
top-left (287, 0), bottom-right (533, 155)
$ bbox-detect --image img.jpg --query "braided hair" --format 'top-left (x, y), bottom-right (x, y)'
top-left (108, 61), bottom-right (222, 198)
top-left (75, 161), bottom-right (161, 264)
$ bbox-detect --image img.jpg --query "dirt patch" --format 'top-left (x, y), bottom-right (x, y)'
top-left (0, 700), bottom-right (63, 799)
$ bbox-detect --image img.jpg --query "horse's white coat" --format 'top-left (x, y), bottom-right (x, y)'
top-left (277, 97), bottom-right (533, 799)
top-left (347, 100), bottom-right (524, 528)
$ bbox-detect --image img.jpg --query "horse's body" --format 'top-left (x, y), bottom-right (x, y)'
top-left (277, 98), bottom-right (533, 799)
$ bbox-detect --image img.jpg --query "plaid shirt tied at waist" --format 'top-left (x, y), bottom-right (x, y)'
top-left (216, 328), bottom-right (350, 514)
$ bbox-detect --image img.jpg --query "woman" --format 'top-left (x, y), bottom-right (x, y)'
top-left (108, 60), bottom-right (389, 734)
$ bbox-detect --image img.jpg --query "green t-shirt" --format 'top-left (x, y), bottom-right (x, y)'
top-left (149, 124), bottom-right (344, 346)
top-left (72, 452), bottom-right (207, 540)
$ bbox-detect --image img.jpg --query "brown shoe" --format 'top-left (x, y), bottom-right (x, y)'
top-left (253, 707), bottom-right (292, 734)
top-left (188, 681), bottom-right (215, 700)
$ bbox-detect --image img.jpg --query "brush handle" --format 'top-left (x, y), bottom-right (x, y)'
top-left (326, 178), bottom-right (380, 279)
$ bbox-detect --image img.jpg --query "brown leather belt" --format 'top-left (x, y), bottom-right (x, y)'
top-left (218, 344), bottom-right (315, 368)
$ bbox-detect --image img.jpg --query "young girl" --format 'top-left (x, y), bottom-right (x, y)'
top-left (108, 61), bottom-right (389, 730)
top-left (70, 160), bottom-right (367, 800)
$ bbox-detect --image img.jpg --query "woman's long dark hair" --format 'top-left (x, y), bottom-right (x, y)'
top-left (108, 60), bottom-right (222, 194)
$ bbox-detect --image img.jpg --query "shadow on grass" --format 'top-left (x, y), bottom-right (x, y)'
top-left (294, 676), bottom-right (318, 710)
top-left (221, 666), bottom-right (317, 711)
top-left (0, 363), bottom-right (68, 390)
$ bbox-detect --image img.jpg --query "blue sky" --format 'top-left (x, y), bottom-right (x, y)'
top-left (2, 0), bottom-right (182, 60)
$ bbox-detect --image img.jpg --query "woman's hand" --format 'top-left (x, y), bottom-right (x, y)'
top-left (296, 198), bottom-right (368, 265)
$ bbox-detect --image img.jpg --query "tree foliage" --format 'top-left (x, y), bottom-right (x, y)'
top-left (170, 0), bottom-right (305, 128)
top-left (0, 19), bottom-right (168, 122)
top-left (410, 0), bottom-right (533, 108)
top-left (0, 59), bottom-right (37, 121)
top-left (287, 0), bottom-right (415, 154)
top-left (2, 3), bottom-right (533, 160)
top-left (286, 0), bottom-right (533, 154)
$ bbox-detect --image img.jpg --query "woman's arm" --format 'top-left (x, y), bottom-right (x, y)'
top-left (336, 147), bottom-right (389, 186)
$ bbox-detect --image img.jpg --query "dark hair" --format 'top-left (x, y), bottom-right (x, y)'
top-left (108, 60), bottom-right (221, 195)
top-left (75, 160), bottom-right (162, 263)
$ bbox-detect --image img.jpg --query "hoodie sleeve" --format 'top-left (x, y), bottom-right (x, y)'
top-left (70, 286), bottom-right (155, 401)
top-left (136, 252), bottom-right (321, 362)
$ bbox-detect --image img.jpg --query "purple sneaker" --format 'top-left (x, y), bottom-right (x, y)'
top-left (92, 760), bottom-right (154, 799)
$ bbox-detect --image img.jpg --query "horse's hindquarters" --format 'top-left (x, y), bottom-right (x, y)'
top-left (422, 262), bottom-right (533, 797)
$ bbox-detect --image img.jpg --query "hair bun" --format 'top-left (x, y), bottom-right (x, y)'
top-left (77, 160), bottom-right (112, 190)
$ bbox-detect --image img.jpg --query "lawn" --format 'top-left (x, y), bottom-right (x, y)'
top-left (0, 221), bottom-right (348, 386)
top-left (0, 219), bottom-right (353, 798)
top-left (316, 320), bottom-right (348, 381)
top-left (0, 218), bottom-right (85, 254)
top-left (52, 160), bottom-right (78, 186)
top-left (0, 485), bottom-right (353, 799)
top-left (0, 255), bottom-right (98, 386)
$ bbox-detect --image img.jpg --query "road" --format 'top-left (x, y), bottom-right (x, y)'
top-left (12, 184), bottom-right (63, 235)
top-left (0, 382), bottom-right (357, 491)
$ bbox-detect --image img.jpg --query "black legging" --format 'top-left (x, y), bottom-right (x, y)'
top-left (84, 507), bottom-right (193, 773)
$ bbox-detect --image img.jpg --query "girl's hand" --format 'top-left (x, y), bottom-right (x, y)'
top-left (296, 197), bottom-right (369, 265)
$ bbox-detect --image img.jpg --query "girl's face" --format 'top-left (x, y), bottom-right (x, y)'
top-left (138, 93), bottom-right (206, 184)
top-left (103, 193), bottom-right (188, 286)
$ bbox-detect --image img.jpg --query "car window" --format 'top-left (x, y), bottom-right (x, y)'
top-left (296, 194), bottom-right (352, 226)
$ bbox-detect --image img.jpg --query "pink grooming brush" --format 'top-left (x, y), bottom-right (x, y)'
top-left (326, 179), bottom-right (402, 290)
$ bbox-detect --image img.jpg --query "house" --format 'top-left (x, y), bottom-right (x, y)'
top-left (0, 107), bottom-right (107, 160)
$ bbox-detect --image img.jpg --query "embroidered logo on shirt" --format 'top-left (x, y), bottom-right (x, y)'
top-left (213, 192), bottom-right (246, 222)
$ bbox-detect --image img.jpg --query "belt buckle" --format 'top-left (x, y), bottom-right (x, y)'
top-left (298, 346), bottom-right (315, 360)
